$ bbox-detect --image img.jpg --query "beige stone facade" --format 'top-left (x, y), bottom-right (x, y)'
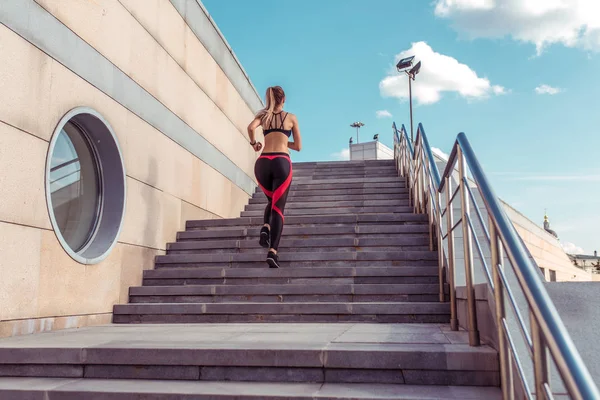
top-left (503, 205), bottom-right (591, 282)
top-left (0, 0), bottom-right (263, 337)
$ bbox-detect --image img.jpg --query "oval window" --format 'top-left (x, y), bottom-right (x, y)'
top-left (47, 108), bottom-right (126, 264)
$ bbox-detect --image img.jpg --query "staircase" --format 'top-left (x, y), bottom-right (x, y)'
top-left (0, 159), bottom-right (501, 399)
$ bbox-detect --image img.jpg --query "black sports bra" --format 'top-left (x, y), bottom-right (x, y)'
top-left (263, 112), bottom-right (292, 138)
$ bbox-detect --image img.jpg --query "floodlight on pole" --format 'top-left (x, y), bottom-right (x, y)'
top-left (396, 56), bottom-right (415, 71)
top-left (350, 122), bottom-right (364, 144)
top-left (396, 56), bottom-right (421, 143)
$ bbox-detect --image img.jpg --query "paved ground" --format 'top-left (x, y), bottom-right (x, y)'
top-left (0, 323), bottom-right (470, 348)
top-left (0, 324), bottom-right (503, 399)
top-left (0, 378), bottom-right (503, 399)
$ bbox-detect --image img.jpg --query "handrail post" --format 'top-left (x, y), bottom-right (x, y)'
top-left (445, 176), bottom-right (458, 331)
top-left (421, 148), bottom-right (427, 214)
top-left (490, 218), bottom-right (511, 400)
top-left (436, 191), bottom-right (444, 303)
top-left (400, 140), bottom-right (404, 177)
top-left (416, 144), bottom-right (422, 213)
top-left (428, 194), bottom-right (434, 251)
top-left (397, 142), bottom-right (401, 177)
top-left (420, 149), bottom-right (426, 213)
top-left (413, 160), bottom-right (419, 214)
top-left (531, 312), bottom-right (550, 399)
top-left (414, 154), bottom-right (420, 213)
top-left (416, 148), bottom-right (421, 213)
top-left (458, 147), bottom-right (480, 346)
top-left (407, 154), bottom-right (413, 209)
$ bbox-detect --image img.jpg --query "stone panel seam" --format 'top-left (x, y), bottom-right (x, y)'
top-left (1, 312), bottom-right (112, 323)
top-left (180, 198), bottom-right (221, 219)
top-left (0, 1), bottom-right (256, 195)
top-left (117, 240), bottom-right (166, 253)
top-left (127, 175), bottom-right (165, 193)
top-left (0, 119), bottom-right (49, 143)
top-left (0, 219), bottom-right (53, 233)
top-left (115, 0), bottom-right (253, 145)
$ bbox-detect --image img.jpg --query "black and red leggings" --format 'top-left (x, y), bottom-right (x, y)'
top-left (254, 153), bottom-right (293, 251)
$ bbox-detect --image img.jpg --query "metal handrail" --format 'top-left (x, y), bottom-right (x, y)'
top-left (392, 122), bottom-right (600, 400)
top-left (414, 124), bottom-right (441, 188)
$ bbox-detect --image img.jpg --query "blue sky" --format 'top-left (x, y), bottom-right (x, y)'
top-left (203, 0), bottom-right (600, 255)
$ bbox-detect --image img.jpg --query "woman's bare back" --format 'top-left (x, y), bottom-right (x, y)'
top-left (261, 112), bottom-right (297, 153)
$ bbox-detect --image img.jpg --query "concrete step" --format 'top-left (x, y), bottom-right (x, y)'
top-left (142, 266), bottom-right (441, 286)
top-left (293, 170), bottom-right (397, 178)
top-left (178, 225), bottom-right (430, 241)
top-left (0, 323), bottom-right (498, 386)
top-left (167, 237), bottom-right (430, 252)
top-left (0, 378), bottom-right (502, 399)
top-left (129, 294), bottom-right (443, 304)
top-left (245, 199), bottom-right (409, 209)
top-left (249, 193), bottom-right (408, 203)
top-left (291, 176), bottom-right (402, 184)
top-left (185, 214), bottom-right (428, 230)
top-left (293, 174), bottom-right (398, 181)
top-left (155, 261), bottom-right (439, 269)
top-left (297, 175), bottom-right (398, 182)
top-left (154, 251), bottom-right (438, 269)
top-left (256, 187), bottom-right (409, 197)
top-left (294, 160), bottom-right (395, 169)
top-left (128, 283), bottom-right (445, 303)
top-left (240, 206), bottom-right (413, 217)
top-left (286, 182), bottom-right (405, 191)
top-left (112, 302), bottom-right (450, 323)
top-left (167, 246), bottom-right (432, 255)
top-left (293, 165), bottom-right (396, 173)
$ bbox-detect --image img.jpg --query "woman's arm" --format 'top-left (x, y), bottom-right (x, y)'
top-left (288, 114), bottom-right (302, 152)
top-left (247, 117), bottom-right (263, 152)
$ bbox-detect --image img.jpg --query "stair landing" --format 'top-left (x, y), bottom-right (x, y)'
top-left (0, 323), bottom-right (501, 399)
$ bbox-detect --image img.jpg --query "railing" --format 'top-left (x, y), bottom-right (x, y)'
top-left (392, 122), bottom-right (599, 400)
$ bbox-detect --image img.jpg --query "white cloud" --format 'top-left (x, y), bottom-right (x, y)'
top-left (434, 0), bottom-right (600, 54)
top-left (562, 241), bottom-right (585, 254)
top-left (379, 42), bottom-right (506, 105)
top-left (535, 84), bottom-right (562, 95)
top-left (331, 148), bottom-right (350, 161)
top-left (492, 86), bottom-right (507, 95)
top-left (435, 0), bottom-right (495, 15)
top-left (376, 110), bottom-right (393, 118)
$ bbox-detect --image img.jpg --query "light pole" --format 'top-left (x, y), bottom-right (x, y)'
top-left (396, 56), bottom-right (421, 143)
top-left (350, 122), bottom-right (364, 144)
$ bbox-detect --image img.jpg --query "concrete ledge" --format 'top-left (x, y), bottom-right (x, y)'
top-left (0, 313), bottom-right (112, 339)
top-left (455, 284), bottom-right (499, 351)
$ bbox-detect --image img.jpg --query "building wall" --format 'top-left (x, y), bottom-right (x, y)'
top-left (350, 141), bottom-right (394, 161)
top-left (503, 204), bottom-right (592, 282)
top-left (0, 0), bottom-right (263, 337)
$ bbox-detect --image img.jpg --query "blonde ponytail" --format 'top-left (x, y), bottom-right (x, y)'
top-left (256, 86), bottom-right (285, 129)
top-left (262, 87), bottom-right (276, 128)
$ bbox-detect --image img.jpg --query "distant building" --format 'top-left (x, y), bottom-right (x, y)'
top-left (350, 140), bottom-right (394, 161)
top-left (543, 212), bottom-right (600, 275)
top-left (543, 213), bottom-right (558, 238)
top-left (568, 251), bottom-right (600, 274)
